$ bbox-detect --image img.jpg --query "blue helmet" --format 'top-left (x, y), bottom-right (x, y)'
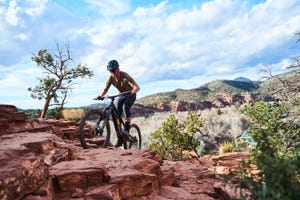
top-left (107, 60), bottom-right (119, 71)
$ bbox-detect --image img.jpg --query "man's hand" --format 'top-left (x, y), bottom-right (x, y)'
top-left (93, 95), bottom-right (104, 100)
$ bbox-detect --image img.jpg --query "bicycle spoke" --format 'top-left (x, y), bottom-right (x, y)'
top-left (79, 110), bottom-right (111, 149)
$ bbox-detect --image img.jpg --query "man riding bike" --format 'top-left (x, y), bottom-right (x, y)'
top-left (96, 60), bottom-right (140, 147)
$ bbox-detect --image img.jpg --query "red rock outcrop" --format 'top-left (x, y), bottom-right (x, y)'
top-left (0, 104), bottom-right (249, 199)
top-left (143, 93), bottom-right (275, 112)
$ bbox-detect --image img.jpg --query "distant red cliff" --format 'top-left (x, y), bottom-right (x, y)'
top-left (135, 93), bottom-right (275, 113)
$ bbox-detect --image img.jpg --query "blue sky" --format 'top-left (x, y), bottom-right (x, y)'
top-left (1, 0), bottom-right (300, 109)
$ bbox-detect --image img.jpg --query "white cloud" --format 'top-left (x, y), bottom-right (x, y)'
top-left (133, 0), bottom-right (167, 17)
top-left (4, 0), bottom-right (21, 26)
top-left (80, 0), bottom-right (300, 87)
top-left (15, 33), bottom-right (28, 40)
top-left (24, 0), bottom-right (47, 16)
top-left (1, 0), bottom-right (300, 109)
top-left (84, 0), bottom-right (130, 16)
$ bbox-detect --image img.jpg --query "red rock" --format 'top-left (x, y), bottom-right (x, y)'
top-left (0, 104), bottom-right (17, 113)
top-left (0, 118), bottom-right (8, 135)
top-left (138, 93), bottom-right (275, 112)
top-left (50, 160), bottom-right (110, 193)
top-left (0, 104), bottom-right (252, 200)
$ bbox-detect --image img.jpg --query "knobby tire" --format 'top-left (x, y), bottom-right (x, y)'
top-left (78, 110), bottom-right (110, 149)
top-left (123, 123), bottom-right (142, 150)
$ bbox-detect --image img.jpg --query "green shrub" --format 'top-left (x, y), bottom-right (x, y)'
top-left (149, 111), bottom-right (204, 161)
top-left (48, 107), bottom-right (63, 119)
top-left (235, 140), bottom-right (251, 152)
top-left (23, 109), bottom-right (41, 119)
top-left (229, 101), bottom-right (300, 200)
top-left (219, 141), bottom-right (235, 154)
top-left (217, 108), bottom-right (223, 115)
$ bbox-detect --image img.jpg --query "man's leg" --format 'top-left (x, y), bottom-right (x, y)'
top-left (123, 93), bottom-right (136, 133)
top-left (117, 96), bottom-right (126, 117)
top-left (115, 97), bottom-right (126, 147)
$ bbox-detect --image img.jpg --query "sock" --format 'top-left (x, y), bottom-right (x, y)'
top-left (125, 122), bottom-right (130, 132)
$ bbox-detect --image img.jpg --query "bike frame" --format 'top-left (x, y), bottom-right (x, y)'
top-left (79, 91), bottom-right (141, 149)
top-left (102, 94), bottom-right (126, 138)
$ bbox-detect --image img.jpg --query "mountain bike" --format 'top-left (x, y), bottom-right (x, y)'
top-left (78, 91), bottom-right (142, 150)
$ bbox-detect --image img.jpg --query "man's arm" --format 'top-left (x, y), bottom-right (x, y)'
top-left (131, 84), bottom-right (140, 94)
top-left (124, 72), bottom-right (140, 94)
top-left (100, 88), bottom-right (108, 96)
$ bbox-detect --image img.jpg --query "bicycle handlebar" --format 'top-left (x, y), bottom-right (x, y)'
top-left (93, 91), bottom-right (132, 101)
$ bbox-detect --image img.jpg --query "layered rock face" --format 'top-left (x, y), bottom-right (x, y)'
top-left (140, 93), bottom-right (275, 112)
top-left (0, 104), bottom-right (249, 200)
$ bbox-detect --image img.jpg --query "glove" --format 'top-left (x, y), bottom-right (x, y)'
top-left (93, 95), bottom-right (104, 100)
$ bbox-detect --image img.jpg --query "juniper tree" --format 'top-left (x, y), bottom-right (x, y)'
top-left (28, 42), bottom-right (94, 118)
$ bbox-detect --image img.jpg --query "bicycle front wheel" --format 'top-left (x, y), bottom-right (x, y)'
top-left (78, 110), bottom-right (111, 149)
top-left (123, 124), bottom-right (142, 150)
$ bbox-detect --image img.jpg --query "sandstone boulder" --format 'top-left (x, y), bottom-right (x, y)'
top-left (0, 104), bottom-right (250, 199)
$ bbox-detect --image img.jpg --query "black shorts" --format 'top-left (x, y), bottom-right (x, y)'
top-left (117, 93), bottom-right (136, 119)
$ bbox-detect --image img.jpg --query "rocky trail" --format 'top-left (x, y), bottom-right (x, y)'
top-left (0, 104), bottom-right (249, 200)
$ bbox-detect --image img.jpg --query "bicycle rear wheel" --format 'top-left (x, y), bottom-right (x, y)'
top-left (78, 110), bottom-right (111, 149)
top-left (123, 124), bottom-right (142, 150)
